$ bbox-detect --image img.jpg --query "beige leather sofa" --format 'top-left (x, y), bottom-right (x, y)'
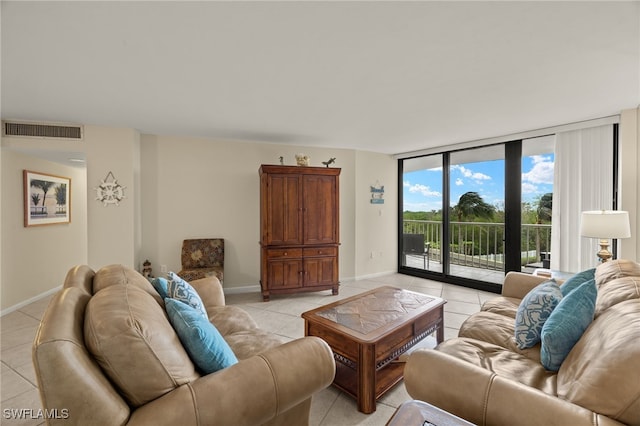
top-left (33, 264), bottom-right (335, 426)
top-left (405, 260), bottom-right (640, 426)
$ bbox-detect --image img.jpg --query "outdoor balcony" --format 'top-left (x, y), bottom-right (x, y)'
top-left (402, 220), bottom-right (552, 285)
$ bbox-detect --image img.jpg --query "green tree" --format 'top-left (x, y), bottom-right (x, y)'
top-left (55, 184), bottom-right (67, 206)
top-left (452, 192), bottom-right (496, 255)
top-left (30, 180), bottom-right (54, 207)
top-left (536, 193), bottom-right (553, 223)
top-left (534, 193), bottom-right (553, 259)
top-left (454, 192), bottom-right (495, 222)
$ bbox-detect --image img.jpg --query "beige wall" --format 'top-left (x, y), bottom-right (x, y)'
top-left (1, 150), bottom-right (88, 310)
top-left (1, 127), bottom-right (398, 312)
top-left (620, 107), bottom-right (640, 260)
top-left (354, 150), bottom-right (398, 277)
top-left (139, 135), bottom-right (395, 288)
top-left (85, 126), bottom-right (140, 269)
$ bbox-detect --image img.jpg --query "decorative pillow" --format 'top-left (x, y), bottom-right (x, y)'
top-left (165, 298), bottom-right (238, 374)
top-left (167, 271), bottom-right (208, 318)
top-left (560, 268), bottom-right (595, 297)
top-left (540, 279), bottom-right (597, 371)
top-left (151, 277), bottom-right (169, 299)
top-left (514, 280), bottom-right (563, 349)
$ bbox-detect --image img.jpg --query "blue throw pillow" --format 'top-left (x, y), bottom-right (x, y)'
top-left (167, 271), bottom-right (208, 319)
top-left (514, 280), bottom-right (563, 349)
top-left (151, 277), bottom-right (169, 299)
top-left (165, 298), bottom-right (238, 374)
top-left (560, 268), bottom-right (596, 297)
top-left (540, 279), bottom-right (597, 371)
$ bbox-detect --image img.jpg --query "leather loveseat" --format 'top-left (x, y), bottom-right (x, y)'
top-left (405, 259), bottom-right (640, 426)
top-left (33, 264), bottom-right (335, 426)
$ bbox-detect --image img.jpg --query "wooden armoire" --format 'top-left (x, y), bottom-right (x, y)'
top-left (259, 164), bottom-right (340, 301)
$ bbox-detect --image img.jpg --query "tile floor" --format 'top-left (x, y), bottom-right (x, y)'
top-left (1, 273), bottom-right (496, 426)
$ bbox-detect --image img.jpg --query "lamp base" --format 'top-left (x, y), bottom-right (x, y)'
top-left (597, 239), bottom-right (612, 263)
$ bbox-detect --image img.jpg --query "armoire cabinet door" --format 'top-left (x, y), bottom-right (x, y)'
top-left (264, 174), bottom-right (302, 245)
top-left (267, 259), bottom-right (303, 289)
top-left (304, 257), bottom-right (337, 287)
top-left (302, 174), bottom-right (338, 245)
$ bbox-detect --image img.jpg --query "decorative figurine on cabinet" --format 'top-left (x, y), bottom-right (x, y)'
top-left (322, 158), bottom-right (336, 167)
top-left (295, 153), bottom-right (310, 166)
top-left (142, 260), bottom-right (153, 278)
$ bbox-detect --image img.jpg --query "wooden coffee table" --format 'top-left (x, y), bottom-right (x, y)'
top-left (302, 286), bottom-right (446, 413)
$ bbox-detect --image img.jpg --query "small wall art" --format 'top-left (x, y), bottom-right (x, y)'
top-left (370, 182), bottom-right (384, 204)
top-left (23, 170), bottom-right (71, 227)
top-left (95, 171), bottom-right (126, 206)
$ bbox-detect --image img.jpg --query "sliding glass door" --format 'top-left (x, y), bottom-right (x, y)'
top-left (521, 136), bottom-right (555, 272)
top-left (401, 155), bottom-right (444, 274)
top-left (399, 140), bottom-right (551, 291)
top-left (448, 146), bottom-right (506, 284)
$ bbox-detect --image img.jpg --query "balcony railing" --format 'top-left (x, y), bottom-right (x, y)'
top-left (403, 220), bottom-right (552, 271)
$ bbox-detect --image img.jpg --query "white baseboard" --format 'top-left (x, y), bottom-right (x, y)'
top-left (221, 271), bottom-right (397, 295)
top-left (0, 285), bottom-right (61, 317)
top-left (223, 284), bottom-right (261, 295)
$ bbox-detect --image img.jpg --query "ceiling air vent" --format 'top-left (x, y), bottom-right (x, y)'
top-left (3, 121), bottom-right (83, 140)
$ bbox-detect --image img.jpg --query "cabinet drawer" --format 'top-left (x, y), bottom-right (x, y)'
top-left (303, 247), bottom-right (337, 257)
top-left (267, 248), bottom-right (303, 259)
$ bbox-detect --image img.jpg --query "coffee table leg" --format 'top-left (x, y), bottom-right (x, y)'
top-left (358, 344), bottom-right (376, 414)
top-left (436, 306), bottom-right (445, 343)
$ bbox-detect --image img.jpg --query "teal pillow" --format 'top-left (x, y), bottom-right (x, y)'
top-left (167, 271), bottom-right (208, 319)
top-left (151, 277), bottom-right (169, 299)
top-left (560, 268), bottom-right (595, 297)
top-left (514, 280), bottom-right (563, 349)
top-left (165, 298), bottom-right (238, 374)
top-left (540, 279), bottom-right (597, 371)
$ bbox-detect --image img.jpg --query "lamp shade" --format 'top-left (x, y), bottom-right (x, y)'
top-left (580, 210), bottom-right (631, 239)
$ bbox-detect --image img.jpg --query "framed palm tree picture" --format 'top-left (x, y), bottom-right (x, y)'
top-left (23, 170), bottom-right (71, 227)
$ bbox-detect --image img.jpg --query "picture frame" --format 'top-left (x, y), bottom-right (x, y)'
top-left (23, 170), bottom-right (71, 227)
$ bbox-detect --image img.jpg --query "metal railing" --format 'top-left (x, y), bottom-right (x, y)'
top-left (403, 220), bottom-right (552, 271)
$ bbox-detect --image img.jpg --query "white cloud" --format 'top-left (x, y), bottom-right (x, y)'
top-left (455, 178), bottom-right (464, 186)
top-left (407, 183), bottom-right (441, 197)
top-left (452, 165), bottom-right (491, 182)
top-left (523, 156), bottom-right (554, 184)
top-left (522, 182), bottom-right (539, 194)
top-left (531, 155), bottom-right (552, 164)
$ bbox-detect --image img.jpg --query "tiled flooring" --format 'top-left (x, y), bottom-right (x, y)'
top-left (1, 273), bottom-right (496, 426)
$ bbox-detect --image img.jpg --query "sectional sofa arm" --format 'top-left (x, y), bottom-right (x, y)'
top-left (127, 336), bottom-right (335, 426)
top-left (189, 276), bottom-right (226, 309)
top-left (501, 271), bottom-right (548, 299)
top-left (404, 349), bottom-right (623, 426)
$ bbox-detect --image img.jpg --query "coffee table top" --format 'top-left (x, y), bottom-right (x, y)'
top-left (302, 286), bottom-right (445, 342)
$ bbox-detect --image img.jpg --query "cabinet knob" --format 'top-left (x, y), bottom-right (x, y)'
top-left (284, 252), bottom-right (288, 256)
top-left (318, 250), bottom-right (322, 254)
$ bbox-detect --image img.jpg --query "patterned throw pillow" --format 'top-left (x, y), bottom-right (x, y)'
top-left (165, 298), bottom-right (238, 374)
top-left (514, 280), bottom-right (563, 349)
top-left (540, 279), bottom-right (597, 372)
top-left (167, 271), bottom-right (208, 319)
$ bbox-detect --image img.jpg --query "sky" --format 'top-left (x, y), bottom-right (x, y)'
top-left (403, 154), bottom-right (555, 212)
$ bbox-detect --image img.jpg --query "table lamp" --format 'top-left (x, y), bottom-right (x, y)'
top-left (580, 210), bottom-right (631, 263)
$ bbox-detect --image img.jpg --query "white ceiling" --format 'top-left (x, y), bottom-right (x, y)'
top-left (2, 1), bottom-right (639, 156)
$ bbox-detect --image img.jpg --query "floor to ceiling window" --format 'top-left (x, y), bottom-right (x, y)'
top-left (399, 122), bottom-right (618, 292)
top-left (399, 138), bottom-right (556, 293)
